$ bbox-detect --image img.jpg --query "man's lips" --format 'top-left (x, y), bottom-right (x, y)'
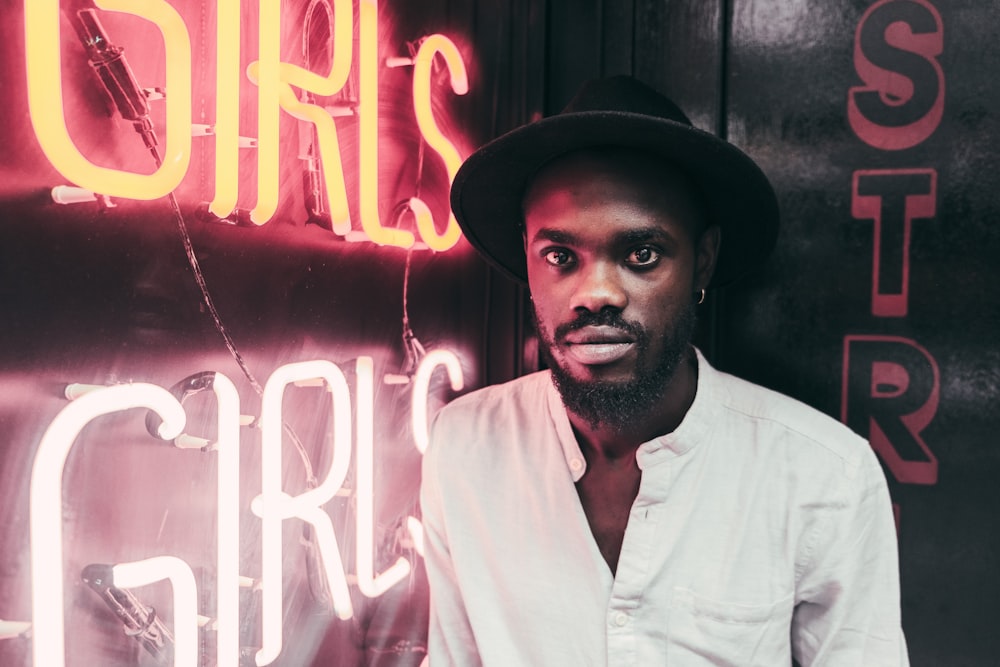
top-left (561, 326), bottom-right (636, 365)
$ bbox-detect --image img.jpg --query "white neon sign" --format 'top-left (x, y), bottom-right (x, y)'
top-left (253, 360), bottom-right (356, 665)
top-left (29, 351), bottom-right (463, 666)
top-left (355, 357), bottom-right (413, 598)
top-left (30, 383), bottom-right (187, 667)
top-left (212, 373), bottom-right (242, 667)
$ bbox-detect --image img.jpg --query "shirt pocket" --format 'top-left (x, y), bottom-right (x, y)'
top-left (666, 587), bottom-right (794, 666)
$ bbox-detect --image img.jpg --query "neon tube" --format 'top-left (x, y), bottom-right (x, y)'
top-left (358, 0), bottom-right (415, 248)
top-left (253, 361), bottom-right (354, 666)
top-left (281, 0), bottom-right (353, 233)
top-left (247, 0), bottom-right (354, 229)
top-left (251, 0), bottom-right (281, 224)
top-left (211, 373), bottom-right (241, 667)
top-left (411, 34), bottom-right (468, 251)
top-left (405, 516), bottom-right (424, 558)
top-left (24, 0), bottom-right (191, 199)
top-left (273, 76), bottom-right (352, 234)
top-left (209, 0), bottom-right (241, 218)
top-left (411, 350), bottom-right (464, 454)
top-left (30, 384), bottom-right (185, 667)
top-left (355, 357), bottom-right (411, 598)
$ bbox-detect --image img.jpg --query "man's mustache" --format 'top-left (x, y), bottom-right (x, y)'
top-left (553, 310), bottom-right (646, 342)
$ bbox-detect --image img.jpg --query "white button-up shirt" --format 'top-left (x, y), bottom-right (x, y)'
top-left (421, 349), bottom-right (908, 666)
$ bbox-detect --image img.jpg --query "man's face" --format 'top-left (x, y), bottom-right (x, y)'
top-left (523, 149), bottom-right (718, 430)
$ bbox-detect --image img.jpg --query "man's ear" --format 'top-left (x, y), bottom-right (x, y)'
top-left (695, 225), bottom-right (721, 290)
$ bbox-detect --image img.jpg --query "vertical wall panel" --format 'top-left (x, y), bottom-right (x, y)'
top-left (599, 0), bottom-right (634, 76)
top-left (544, 0), bottom-right (602, 111)
top-left (633, 0), bottom-right (724, 133)
top-left (459, 0), bottom-right (546, 384)
top-left (724, 1), bottom-right (1000, 663)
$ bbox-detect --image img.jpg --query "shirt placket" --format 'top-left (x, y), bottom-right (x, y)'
top-left (605, 458), bottom-right (671, 666)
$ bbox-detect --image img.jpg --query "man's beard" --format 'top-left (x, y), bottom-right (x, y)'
top-left (535, 304), bottom-right (696, 433)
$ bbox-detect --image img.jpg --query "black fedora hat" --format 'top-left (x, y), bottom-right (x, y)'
top-left (450, 76), bottom-right (779, 287)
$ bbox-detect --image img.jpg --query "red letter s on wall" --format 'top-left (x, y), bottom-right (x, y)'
top-left (847, 0), bottom-right (944, 151)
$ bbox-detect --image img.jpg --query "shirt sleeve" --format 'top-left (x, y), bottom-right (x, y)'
top-left (420, 411), bottom-right (483, 667)
top-left (791, 444), bottom-right (910, 666)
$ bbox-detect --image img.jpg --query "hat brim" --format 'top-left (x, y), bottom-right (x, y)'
top-left (451, 111), bottom-right (779, 287)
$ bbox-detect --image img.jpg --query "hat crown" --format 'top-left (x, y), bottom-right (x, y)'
top-left (451, 76), bottom-right (779, 287)
top-left (562, 76), bottom-right (694, 127)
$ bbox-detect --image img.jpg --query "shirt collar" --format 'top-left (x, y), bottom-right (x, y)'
top-left (636, 347), bottom-right (723, 469)
top-left (547, 347), bottom-right (725, 480)
top-left (546, 374), bottom-right (589, 482)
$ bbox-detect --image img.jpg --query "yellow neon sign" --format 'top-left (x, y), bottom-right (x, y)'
top-left (252, 0), bottom-right (281, 224)
top-left (358, 0), bottom-right (415, 247)
top-left (24, 0), bottom-right (192, 199)
top-left (25, 0), bottom-right (470, 251)
top-left (411, 34), bottom-right (468, 251)
top-left (246, 0), bottom-right (354, 230)
top-left (209, 0), bottom-right (242, 219)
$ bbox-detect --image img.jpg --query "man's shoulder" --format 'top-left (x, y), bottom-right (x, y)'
top-left (424, 371), bottom-right (554, 477)
top-left (428, 371), bottom-right (552, 449)
top-left (712, 366), bottom-right (871, 471)
top-left (435, 370), bottom-right (552, 422)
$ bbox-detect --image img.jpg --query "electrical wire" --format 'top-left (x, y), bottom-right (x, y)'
top-left (163, 181), bottom-right (265, 396)
top-left (148, 145), bottom-right (317, 486)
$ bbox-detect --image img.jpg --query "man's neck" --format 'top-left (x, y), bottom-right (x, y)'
top-left (568, 349), bottom-right (699, 462)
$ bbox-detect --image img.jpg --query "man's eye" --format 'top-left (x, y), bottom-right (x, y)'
top-left (626, 246), bottom-right (660, 266)
top-left (543, 249), bottom-right (574, 267)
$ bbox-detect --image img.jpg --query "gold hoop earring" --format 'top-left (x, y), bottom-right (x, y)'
top-left (696, 288), bottom-right (706, 305)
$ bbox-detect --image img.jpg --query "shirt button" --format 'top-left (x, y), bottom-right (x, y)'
top-left (612, 612), bottom-right (629, 627)
top-left (569, 458), bottom-right (584, 472)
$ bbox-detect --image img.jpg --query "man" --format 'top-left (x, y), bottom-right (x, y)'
top-left (421, 76), bottom-right (908, 666)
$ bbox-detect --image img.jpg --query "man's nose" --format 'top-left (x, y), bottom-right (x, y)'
top-left (569, 261), bottom-right (628, 313)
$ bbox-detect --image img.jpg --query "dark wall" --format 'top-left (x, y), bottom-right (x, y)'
top-left (725, 2), bottom-right (999, 664)
top-left (541, 0), bottom-right (1000, 664)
